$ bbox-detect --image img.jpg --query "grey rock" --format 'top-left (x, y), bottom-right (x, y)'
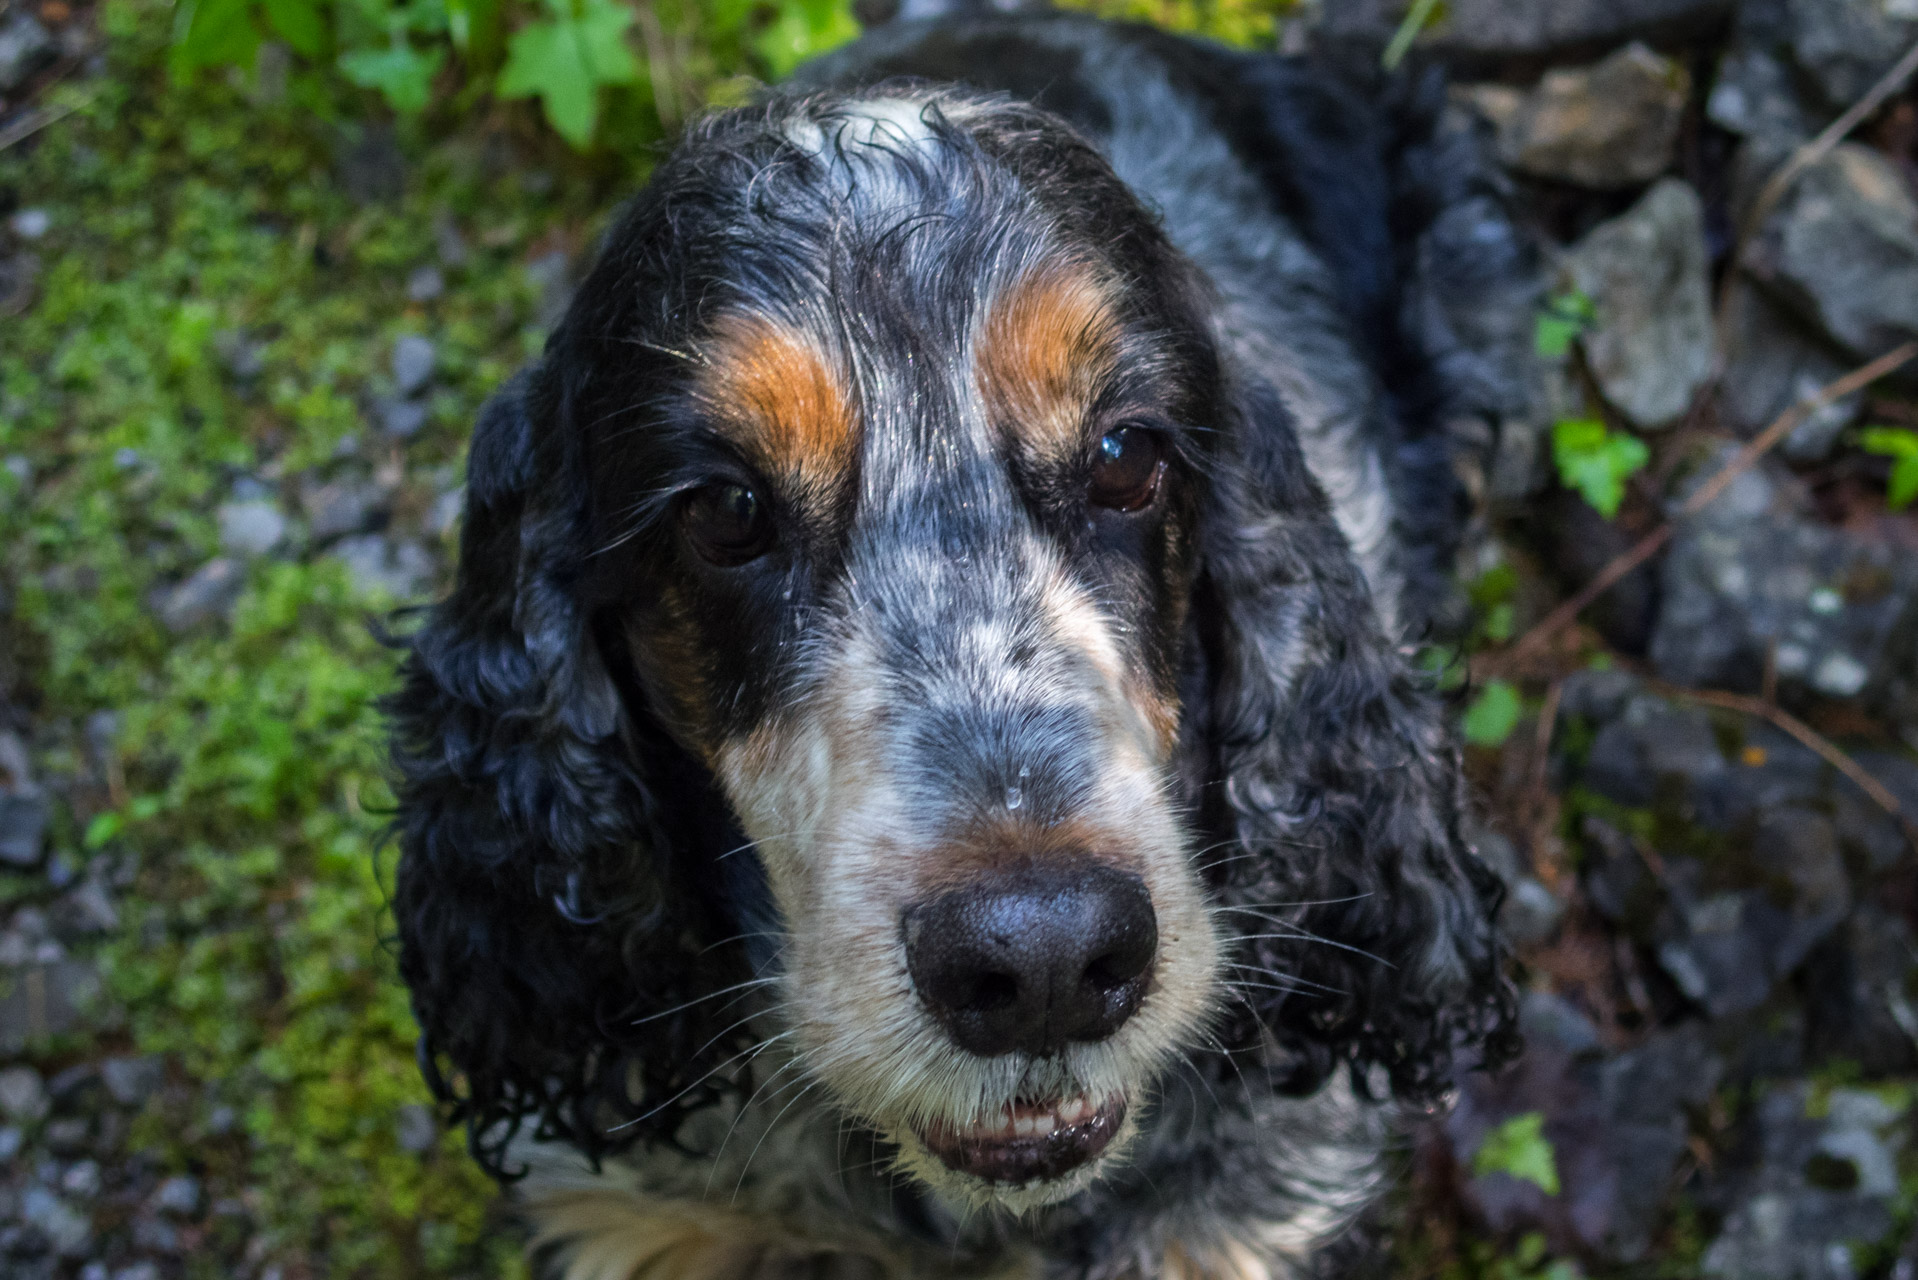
top-left (300, 476), bottom-right (386, 543)
top-left (406, 266), bottom-right (445, 302)
top-left (1492, 44), bottom-right (1689, 188)
top-left (1831, 752), bottom-right (1918, 871)
top-left (1785, 0), bottom-right (1918, 108)
top-left (42, 1116), bottom-right (88, 1154)
top-left (0, 1126), bottom-right (21, 1163)
top-left (154, 557), bottom-right (245, 632)
top-left (80, 1264), bottom-right (109, 1280)
top-left (8, 208), bottom-right (49, 241)
top-left (396, 1102), bottom-right (437, 1154)
top-left (58, 880), bottom-right (117, 934)
top-left (432, 209), bottom-right (469, 267)
top-left (212, 330), bottom-right (267, 382)
top-left (0, 729), bottom-right (30, 790)
top-left (1565, 179), bottom-right (1715, 428)
top-left (1318, 0), bottom-right (1732, 70)
top-left (1745, 143), bottom-right (1918, 361)
top-left (217, 498), bottom-right (288, 557)
top-left (1597, 1025), bottom-right (1723, 1260)
top-left (1582, 692), bottom-right (1727, 809)
top-left (0, 790), bottom-right (48, 867)
top-left (0, 14), bottom-right (55, 94)
top-left (0, 1066), bottom-right (48, 1124)
top-left (1720, 280), bottom-right (1862, 460)
top-left (113, 1265), bottom-right (161, 1280)
top-left (375, 396), bottom-right (429, 439)
top-left (60, 1161), bottom-right (100, 1198)
top-left (1704, 1082), bottom-right (1907, 1279)
top-left (100, 1057), bottom-right (164, 1109)
top-left (18, 1187), bottom-right (90, 1258)
top-left (1709, 41), bottom-right (1822, 143)
top-left (130, 1214), bottom-right (178, 1254)
top-left (1658, 893), bottom-right (1781, 1017)
top-left (1651, 447), bottom-right (1918, 704)
top-left (1806, 906), bottom-right (1918, 1075)
top-left (1504, 878), bottom-right (1568, 947)
top-left (153, 1175), bottom-right (200, 1218)
top-left (391, 334), bottom-right (436, 395)
top-left (424, 484), bottom-right (465, 539)
top-left (0, 959), bottom-right (100, 1053)
top-left (330, 535), bottom-right (434, 602)
top-left (526, 249), bottom-right (574, 330)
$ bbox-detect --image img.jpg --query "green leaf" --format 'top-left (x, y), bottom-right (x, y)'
top-left (261, 0), bottom-right (327, 58)
top-left (169, 0), bottom-right (263, 81)
top-left (497, 0), bottom-right (642, 147)
top-left (1860, 427), bottom-right (1918, 511)
top-left (84, 812), bottom-right (124, 850)
top-left (1463, 679), bottom-right (1523, 747)
top-left (751, 0), bottom-right (858, 80)
top-left (1474, 1110), bottom-right (1561, 1194)
top-left (340, 37), bottom-right (446, 114)
top-left (1534, 289), bottom-right (1597, 358)
top-left (1553, 417), bottom-right (1648, 519)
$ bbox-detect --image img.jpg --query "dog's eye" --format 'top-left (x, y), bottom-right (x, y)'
top-left (1088, 426), bottom-right (1164, 512)
top-left (680, 482), bottom-right (773, 565)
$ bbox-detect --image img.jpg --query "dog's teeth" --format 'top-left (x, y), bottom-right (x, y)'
top-left (1013, 1114), bottom-right (1036, 1136)
top-left (1031, 1113), bottom-right (1056, 1136)
top-left (1058, 1098), bottom-right (1086, 1124)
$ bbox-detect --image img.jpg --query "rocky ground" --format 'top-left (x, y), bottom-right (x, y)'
top-left (3, 0), bottom-right (1918, 1277)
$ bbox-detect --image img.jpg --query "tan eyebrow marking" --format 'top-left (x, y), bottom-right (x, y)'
top-left (974, 263), bottom-right (1124, 457)
top-left (696, 314), bottom-right (858, 502)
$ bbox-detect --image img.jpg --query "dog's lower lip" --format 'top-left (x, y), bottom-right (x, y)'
top-left (919, 1095), bottom-right (1126, 1185)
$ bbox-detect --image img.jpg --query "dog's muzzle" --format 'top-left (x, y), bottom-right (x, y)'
top-left (902, 862), bottom-right (1157, 1182)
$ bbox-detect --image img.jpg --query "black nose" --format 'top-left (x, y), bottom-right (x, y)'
top-left (903, 863), bottom-right (1158, 1057)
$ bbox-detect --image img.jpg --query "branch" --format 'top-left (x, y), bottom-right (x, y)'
top-left (1651, 682), bottom-right (1918, 854)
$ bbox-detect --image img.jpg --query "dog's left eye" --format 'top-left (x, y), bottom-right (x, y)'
top-left (680, 481), bottom-right (774, 565)
top-left (1088, 426), bottom-right (1164, 512)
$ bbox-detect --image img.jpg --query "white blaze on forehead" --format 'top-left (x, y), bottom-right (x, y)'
top-left (784, 95), bottom-right (949, 206)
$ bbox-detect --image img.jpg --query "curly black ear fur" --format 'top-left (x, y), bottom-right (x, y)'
top-left (1193, 380), bottom-right (1517, 1100)
top-left (1188, 63), bottom-right (1532, 1099)
top-left (386, 366), bottom-right (752, 1177)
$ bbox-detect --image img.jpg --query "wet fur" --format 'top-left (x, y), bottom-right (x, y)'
top-left (387, 13), bottom-right (1533, 1279)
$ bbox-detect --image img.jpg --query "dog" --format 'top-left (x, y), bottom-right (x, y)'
top-left (387, 9), bottom-right (1537, 1278)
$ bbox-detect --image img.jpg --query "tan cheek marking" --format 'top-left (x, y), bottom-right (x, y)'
top-left (975, 264), bottom-right (1123, 459)
top-left (698, 314), bottom-right (857, 502)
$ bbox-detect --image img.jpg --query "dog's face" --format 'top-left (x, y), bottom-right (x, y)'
top-left (576, 94), bottom-right (1225, 1207)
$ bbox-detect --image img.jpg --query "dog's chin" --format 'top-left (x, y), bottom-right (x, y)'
top-left (887, 1093), bottom-right (1136, 1214)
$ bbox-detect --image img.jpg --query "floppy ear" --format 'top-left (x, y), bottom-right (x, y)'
top-left (1194, 378), bottom-right (1516, 1101)
top-left (387, 365), bottom-right (752, 1176)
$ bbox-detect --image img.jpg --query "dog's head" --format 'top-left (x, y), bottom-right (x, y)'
top-left (390, 87), bottom-right (1511, 1212)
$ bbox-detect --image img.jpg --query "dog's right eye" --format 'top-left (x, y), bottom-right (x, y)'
top-left (680, 481), bottom-right (774, 565)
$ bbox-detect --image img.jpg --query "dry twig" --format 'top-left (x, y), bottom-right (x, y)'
top-left (1651, 681), bottom-right (1918, 853)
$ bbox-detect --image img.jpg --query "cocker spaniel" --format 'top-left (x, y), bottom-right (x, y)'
top-left (388, 10), bottom-right (1536, 1278)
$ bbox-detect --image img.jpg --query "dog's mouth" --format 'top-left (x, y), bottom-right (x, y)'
top-left (917, 1093), bottom-right (1127, 1185)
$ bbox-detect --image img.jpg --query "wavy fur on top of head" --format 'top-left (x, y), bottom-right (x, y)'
top-left (389, 11), bottom-right (1528, 1274)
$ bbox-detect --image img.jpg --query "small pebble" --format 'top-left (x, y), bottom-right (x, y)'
top-left (153, 1173), bottom-right (201, 1217)
top-left (61, 1160), bottom-right (101, 1197)
top-left (406, 265), bottom-right (445, 302)
top-left (9, 208), bottom-right (49, 239)
top-left (391, 334), bottom-right (436, 395)
top-left (0, 1065), bottom-right (48, 1124)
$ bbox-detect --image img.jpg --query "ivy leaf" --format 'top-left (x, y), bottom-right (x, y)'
top-left (1860, 426), bottom-right (1918, 511)
top-left (498, 0), bottom-right (642, 148)
top-left (752, 0), bottom-right (858, 80)
top-left (1553, 417), bottom-right (1648, 519)
top-left (1474, 1110), bottom-right (1561, 1195)
top-left (169, 0), bottom-right (262, 81)
top-left (1534, 289), bottom-right (1597, 359)
top-left (261, 0), bottom-right (327, 59)
top-left (1463, 679), bottom-right (1523, 748)
top-left (340, 36), bottom-right (447, 114)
